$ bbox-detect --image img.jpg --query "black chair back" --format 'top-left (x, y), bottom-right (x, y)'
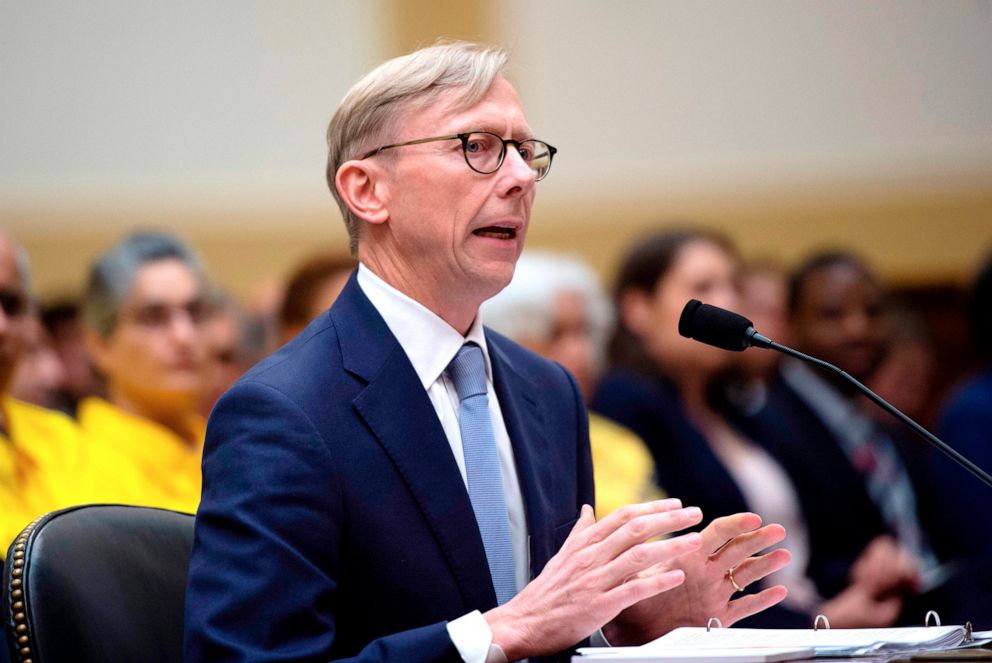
top-left (3, 505), bottom-right (194, 663)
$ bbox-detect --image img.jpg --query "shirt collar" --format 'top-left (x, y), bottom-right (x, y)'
top-left (780, 358), bottom-right (873, 442)
top-left (356, 263), bottom-right (492, 390)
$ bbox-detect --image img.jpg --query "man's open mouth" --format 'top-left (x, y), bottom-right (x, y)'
top-left (473, 226), bottom-right (517, 240)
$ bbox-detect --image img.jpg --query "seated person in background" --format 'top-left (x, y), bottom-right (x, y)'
top-left (197, 288), bottom-right (255, 418)
top-left (592, 229), bottom-right (915, 627)
top-left (79, 231), bottom-right (209, 513)
top-left (480, 250), bottom-right (662, 517)
top-left (10, 312), bottom-right (67, 409)
top-left (0, 231), bottom-right (83, 557)
top-left (732, 250), bottom-right (992, 625)
top-left (868, 303), bottom-right (938, 428)
top-left (720, 260), bottom-right (789, 417)
top-left (40, 300), bottom-right (103, 417)
top-left (929, 254), bottom-right (992, 562)
top-left (277, 252), bottom-right (356, 345)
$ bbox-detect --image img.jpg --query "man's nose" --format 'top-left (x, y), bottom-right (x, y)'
top-left (499, 145), bottom-right (537, 195)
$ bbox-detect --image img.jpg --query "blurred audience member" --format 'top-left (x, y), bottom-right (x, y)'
top-left (481, 251), bottom-right (660, 517)
top-left (80, 232), bottom-right (209, 513)
top-left (9, 313), bottom-right (66, 408)
top-left (593, 230), bottom-right (913, 627)
top-left (278, 252), bottom-right (355, 345)
top-left (734, 250), bottom-right (992, 625)
top-left (0, 232), bottom-right (83, 558)
top-left (41, 301), bottom-right (103, 416)
top-left (869, 303), bottom-right (938, 427)
top-left (198, 288), bottom-right (254, 418)
top-left (930, 254), bottom-right (992, 561)
top-left (722, 261), bottom-right (790, 416)
top-left (243, 277), bottom-right (284, 355)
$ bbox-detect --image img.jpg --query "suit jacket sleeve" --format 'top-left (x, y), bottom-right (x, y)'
top-left (184, 380), bottom-right (460, 663)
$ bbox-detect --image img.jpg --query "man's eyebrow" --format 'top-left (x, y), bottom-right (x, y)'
top-left (462, 126), bottom-right (536, 140)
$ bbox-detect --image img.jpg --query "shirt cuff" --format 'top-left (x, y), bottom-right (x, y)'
top-left (589, 628), bottom-right (611, 647)
top-left (447, 610), bottom-right (495, 663)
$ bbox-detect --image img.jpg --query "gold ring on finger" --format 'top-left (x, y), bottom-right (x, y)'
top-left (725, 566), bottom-right (745, 592)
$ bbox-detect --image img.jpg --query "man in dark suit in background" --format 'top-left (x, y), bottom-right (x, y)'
top-left (184, 42), bottom-right (790, 663)
top-left (733, 251), bottom-right (992, 626)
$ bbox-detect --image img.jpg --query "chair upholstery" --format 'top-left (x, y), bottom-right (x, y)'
top-left (3, 505), bottom-right (194, 663)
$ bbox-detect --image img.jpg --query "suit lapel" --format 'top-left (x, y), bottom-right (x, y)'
top-left (487, 334), bottom-right (557, 578)
top-left (333, 275), bottom-right (498, 611)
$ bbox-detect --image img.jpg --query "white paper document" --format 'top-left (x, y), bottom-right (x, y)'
top-left (573, 646), bottom-right (814, 662)
top-left (573, 625), bottom-right (972, 661)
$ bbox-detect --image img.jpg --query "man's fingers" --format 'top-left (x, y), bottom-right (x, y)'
top-left (558, 504), bottom-right (598, 550)
top-left (708, 524), bottom-right (786, 566)
top-left (595, 498), bottom-right (684, 535)
top-left (606, 568), bottom-right (687, 613)
top-left (607, 531), bottom-right (702, 581)
top-left (578, 504), bottom-right (702, 560)
top-left (725, 548), bottom-right (791, 592)
top-left (725, 585), bottom-right (789, 626)
top-left (699, 512), bottom-right (763, 553)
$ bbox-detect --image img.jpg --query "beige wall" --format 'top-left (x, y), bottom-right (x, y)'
top-left (4, 1), bottom-right (991, 300)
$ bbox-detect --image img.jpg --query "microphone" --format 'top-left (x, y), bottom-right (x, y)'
top-left (678, 299), bottom-right (992, 489)
top-left (678, 298), bottom-right (772, 351)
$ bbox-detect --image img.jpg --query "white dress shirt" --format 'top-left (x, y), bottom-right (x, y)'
top-left (357, 264), bottom-right (528, 663)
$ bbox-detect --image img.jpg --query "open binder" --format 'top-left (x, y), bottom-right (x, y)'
top-left (574, 613), bottom-right (990, 662)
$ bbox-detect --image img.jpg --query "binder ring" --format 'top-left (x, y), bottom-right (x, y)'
top-left (813, 614), bottom-right (831, 631)
top-left (706, 617), bottom-right (723, 631)
top-left (925, 610), bottom-right (941, 627)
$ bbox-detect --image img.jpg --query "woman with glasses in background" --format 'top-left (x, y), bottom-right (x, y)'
top-left (79, 231), bottom-right (210, 513)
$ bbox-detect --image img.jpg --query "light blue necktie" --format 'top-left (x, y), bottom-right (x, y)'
top-left (446, 342), bottom-right (517, 605)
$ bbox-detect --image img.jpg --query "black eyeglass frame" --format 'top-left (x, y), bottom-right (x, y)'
top-left (358, 131), bottom-right (558, 181)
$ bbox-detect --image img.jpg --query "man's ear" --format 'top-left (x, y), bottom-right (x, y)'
top-left (335, 160), bottom-right (389, 225)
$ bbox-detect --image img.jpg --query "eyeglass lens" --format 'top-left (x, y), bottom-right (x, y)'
top-left (126, 299), bottom-right (208, 329)
top-left (464, 132), bottom-right (554, 179)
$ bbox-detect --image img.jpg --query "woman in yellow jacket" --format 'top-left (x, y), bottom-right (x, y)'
top-left (1, 388), bottom-right (86, 551)
top-left (79, 232), bottom-right (209, 515)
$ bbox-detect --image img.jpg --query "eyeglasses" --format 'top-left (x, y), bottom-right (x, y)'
top-left (359, 131), bottom-right (558, 181)
top-left (0, 289), bottom-right (28, 318)
top-left (121, 298), bottom-right (208, 330)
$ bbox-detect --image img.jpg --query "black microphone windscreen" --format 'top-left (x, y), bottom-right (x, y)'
top-left (678, 299), bottom-right (755, 352)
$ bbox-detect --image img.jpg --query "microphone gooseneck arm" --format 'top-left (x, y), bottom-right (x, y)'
top-left (680, 299), bottom-right (992, 489)
top-left (762, 338), bottom-right (992, 489)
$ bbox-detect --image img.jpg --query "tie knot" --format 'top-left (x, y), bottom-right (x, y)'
top-left (447, 343), bottom-right (488, 400)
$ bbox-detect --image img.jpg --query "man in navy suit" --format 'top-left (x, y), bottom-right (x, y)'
top-left (184, 42), bottom-right (791, 663)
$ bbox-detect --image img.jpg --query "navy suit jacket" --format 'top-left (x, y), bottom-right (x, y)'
top-left (184, 274), bottom-right (593, 663)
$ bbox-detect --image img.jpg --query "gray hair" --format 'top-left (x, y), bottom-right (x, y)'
top-left (325, 41), bottom-right (509, 255)
top-left (83, 231), bottom-right (204, 337)
top-left (481, 251), bottom-right (614, 366)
